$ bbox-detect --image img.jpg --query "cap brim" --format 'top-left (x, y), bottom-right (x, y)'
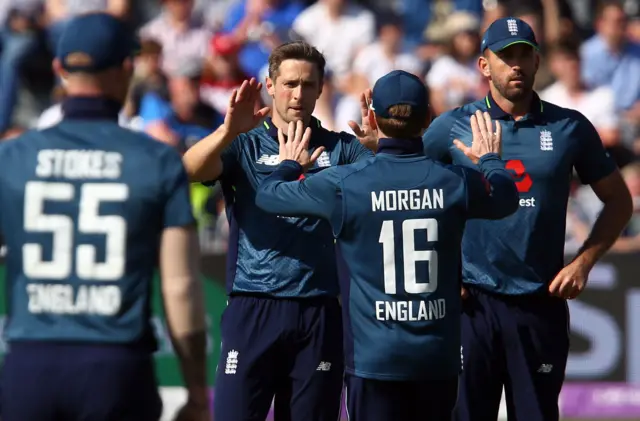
top-left (488, 39), bottom-right (538, 52)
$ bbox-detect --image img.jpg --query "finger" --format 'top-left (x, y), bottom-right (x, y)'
top-left (461, 286), bottom-right (469, 300)
top-left (494, 118), bottom-right (502, 139)
top-left (483, 111), bottom-right (493, 138)
top-left (475, 110), bottom-right (488, 139)
top-left (359, 92), bottom-right (369, 120)
top-left (228, 89), bottom-right (238, 109)
top-left (254, 106), bottom-right (270, 120)
top-left (548, 276), bottom-right (562, 296)
top-left (364, 89), bottom-right (373, 109)
top-left (469, 115), bottom-right (481, 144)
top-left (453, 139), bottom-right (469, 153)
top-left (287, 121), bottom-right (295, 145)
top-left (277, 127), bottom-right (286, 151)
top-left (235, 80), bottom-right (249, 102)
top-left (300, 127), bottom-right (312, 150)
top-left (348, 120), bottom-right (365, 137)
top-left (559, 279), bottom-right (576, 299)
top-left (295, 120), bottom-right (304, 144)
top-left (309, 145), bottom-right (325, 163)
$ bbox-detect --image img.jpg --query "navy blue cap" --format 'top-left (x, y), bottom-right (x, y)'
top-left (370, 70), bottom-right (429, 119)
top-left (481, 17), bottom-right (539, 53)
top-left (56, 13), bottom-right (139, 73)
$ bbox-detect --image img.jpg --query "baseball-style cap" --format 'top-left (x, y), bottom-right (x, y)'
top-left (481, 17), bottom-right (539, 53)
top-left (370, 70), bottom-right (429, 119)
top-left (56, 13), bottom-right (139, 73)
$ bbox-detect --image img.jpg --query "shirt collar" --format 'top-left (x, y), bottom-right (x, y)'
top-left (61, 97), bottom-right (121, 121)
top-left (376, 137), bottom-right (424, 156)
top-left (262, 116), bottom-right (324, 143)
top-left (484, 91), bottom-right (545, 122)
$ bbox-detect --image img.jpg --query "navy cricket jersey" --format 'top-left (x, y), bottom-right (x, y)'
top-left (255, 138), bottom-right (519, 381)
top-left (211, 116), bottom-right (372, 298)
top-left (423, 93), bottom-right (617, 295)
top-left (0, 97), bottom-right (195, 348)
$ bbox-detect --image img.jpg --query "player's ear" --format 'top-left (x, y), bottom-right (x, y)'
top-left (317, 78), bottom-right (324, 99)
top-left (266, 76), bottom-right (275, 97)
top-left (534, 51), bottom-right (540, 72)
top-left (478, 54), bottom-right (491, 78)
top-left (52, 58), bottom-right (70, 86)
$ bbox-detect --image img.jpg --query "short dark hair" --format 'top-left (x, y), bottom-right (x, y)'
top-left (596, 0), bottom-right (625, 19)
top-left (268, 41), bottom-right (326, 82)
top-left (375, 104), bottom-right (429, 138)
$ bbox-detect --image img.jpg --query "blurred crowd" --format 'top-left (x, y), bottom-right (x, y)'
top-left (2, 0), bottom-right (640, 254)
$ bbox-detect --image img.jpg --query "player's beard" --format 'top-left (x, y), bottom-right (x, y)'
top-left (492, 72), bottom-right (535, 102)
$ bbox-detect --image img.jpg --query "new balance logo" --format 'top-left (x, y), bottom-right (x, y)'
top-left (225, 349), bottom-right (239, 374)
top-left (316, 151), bottom-right (331, 168)
top-left (507, 19), bottom-right (519, 35)
top-left (316, 362), bottom-right (332, 371)
top-left (540, 129), bottom-right (553, 151)
top-left (256, 154), bottom-right (280, 165)
top-left (537, 364), bottom-right (553, 373)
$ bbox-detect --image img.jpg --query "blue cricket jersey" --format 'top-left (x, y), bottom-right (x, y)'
top-left (254, 138), bottom-right (519, 381)
top-left (211, 117), bottom-right (372, 298)
top-left (0, 97), bottom-right (195, 349)
top-left (423, 93), bottom-right (617, 295)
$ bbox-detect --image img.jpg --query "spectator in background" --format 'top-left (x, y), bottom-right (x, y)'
top-left (221, 0), bottom-right (304, 79)
top-left (122, 38), bottom-right (167, 129)
top-left (0, 1), bottom-right (43, 135)
top-left (293, 0), bottom-right (375, 130)
top-left (542, 40), bottom-right (634, 167)
top-left (142, 60), bottom-right (221, 152)
top-left (350, 15), bottom-right (423, 94)
top-left (581, 0), bottom-right (640, 150)
top-left (200, 33), bottom-right (249, 116)
top-left (569, 162), bottom-right (640, 252)
top-left (426, 11), bottom-right (483, 116)
top-left (45, 0), bottom-right (130, 51)
top-left (139, 0), bottom-right (210, 77)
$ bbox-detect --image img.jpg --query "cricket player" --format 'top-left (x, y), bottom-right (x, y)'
top-left (255, 70), bottom-right (519, 421)
top-left (0, 13), bottom-right (208, 421)
top-left (423, 17), bottom-right (633, 421)
top-left (182, 41), bottom-right (376, 421)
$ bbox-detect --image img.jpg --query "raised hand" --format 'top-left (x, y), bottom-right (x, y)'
top-left (348, 89), bottom-right (378, 151)
top-left (224, 78), bottom-right (270, 137)
top-left (278, 120), bottom-right (325, 170)
top-left (453, 110), bottom-right (502, 164)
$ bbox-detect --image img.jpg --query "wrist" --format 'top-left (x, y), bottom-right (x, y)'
top-left (187, 387), bottom-right (209, 407)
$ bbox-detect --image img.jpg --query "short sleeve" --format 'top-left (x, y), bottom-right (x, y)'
top-left (160, 147), bottom-right (196, 228)
top-left (572, 110), bottom-right (618, 185)
top-left (422, 111), bottom-right (456, 164)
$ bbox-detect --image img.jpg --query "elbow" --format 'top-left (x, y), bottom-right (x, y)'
top-left (610, 185), bottom-right (634, 224)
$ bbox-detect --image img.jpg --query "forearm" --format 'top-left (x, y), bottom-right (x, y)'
top-left (575, 195), bottom-right (633, 268)
top-left (183, 125), bottom-right (235, 182)
top-left (160, 228), bottom-right (208, 404)
top-left (164, 291), bottom-right (208, 404)
top-left (256, 160), bottom-right (334, 219)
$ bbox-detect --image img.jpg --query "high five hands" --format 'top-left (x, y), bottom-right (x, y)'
top-left (453, 110), bottom-right (502, 164)
top-left (278, 120), bottom-right (326, 170)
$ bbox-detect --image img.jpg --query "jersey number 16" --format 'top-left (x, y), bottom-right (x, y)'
top-left (378, 218), bottom-right (438, 295)
top-left (23, 181), bottom-right (129, 281)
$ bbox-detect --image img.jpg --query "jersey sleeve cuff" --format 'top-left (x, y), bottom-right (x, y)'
top-left (274, 160), bottom-right (305, 181)
top-left (477, 153), bottom-right (505, 171)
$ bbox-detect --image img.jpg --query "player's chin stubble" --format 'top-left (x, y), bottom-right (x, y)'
top-left (493, 76), bottom-right (534, 102)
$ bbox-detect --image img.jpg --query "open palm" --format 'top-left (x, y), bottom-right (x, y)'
top-left (348, 89), bottom-right (378, 151)
top-left (224, 78), bottom-right (270, 136)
